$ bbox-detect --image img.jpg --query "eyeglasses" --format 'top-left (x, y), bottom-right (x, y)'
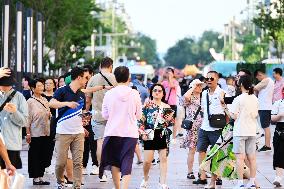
top-left (205, 77), bottom-right (215, 81)
top-left (153, 89), bottom-right (163, 93)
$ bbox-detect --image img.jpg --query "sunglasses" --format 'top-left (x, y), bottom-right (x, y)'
top-left (153, 89), bottom-right (163, 93)
top-left (205, 77), bottom-right (215, 81)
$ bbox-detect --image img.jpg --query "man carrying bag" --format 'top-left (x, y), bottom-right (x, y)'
top-left (193, 71), bottom-right (226, 189)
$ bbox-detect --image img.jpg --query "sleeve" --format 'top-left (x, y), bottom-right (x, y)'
top-left (26, 99), bottom-right (33, 128)
top-left (230, 97), bottom-right (240, 115)
top-left (9, 93), bottom-right (29, 128)
top-left (138, 105), bottom-right (148, 130)
top-left (272, 100), bottom-right (280, 115)
top-left (135, 91), bottom-right (142, 120)
top-left (53, 87), bottom-right (64, 101)
top-left (101, 93), bottom-right (109, 120)
top-left (86, 77), bottom-right (95, 98)
top-left (254, 78), bottom-right (269, 91)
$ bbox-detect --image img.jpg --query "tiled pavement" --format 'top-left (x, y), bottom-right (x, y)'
top-left (20, 127), bottom-right (282, 189)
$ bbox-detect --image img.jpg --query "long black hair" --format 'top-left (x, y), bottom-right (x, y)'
top-left (149, 83), bottom-right (166, 103)
top-left (239, 75), bottom-right (254, 95)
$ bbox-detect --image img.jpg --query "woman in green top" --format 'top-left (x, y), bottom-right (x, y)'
top-left (138, 84), bottom-right (174, 189)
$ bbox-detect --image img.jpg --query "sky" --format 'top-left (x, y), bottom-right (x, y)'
top-left (120, 0), bottom-right (248, 53)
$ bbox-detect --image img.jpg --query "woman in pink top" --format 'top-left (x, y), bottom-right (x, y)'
top-left (100, 66), bottom-right (142, 189)
top-left (161, 67), bottom-right (179, 140)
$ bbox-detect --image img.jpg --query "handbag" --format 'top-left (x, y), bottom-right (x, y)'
top-left (10, 172), bottom-right (25, 189)
top-left (206, 90), bottom-right (226, 129)
top-left (181, 106), bottom-right (201, 130)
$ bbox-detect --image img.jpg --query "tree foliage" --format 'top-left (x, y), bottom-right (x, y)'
top-left (253, 0), bottom-right (284, 58)
top-left (164, 31), bottom-right (223, 69)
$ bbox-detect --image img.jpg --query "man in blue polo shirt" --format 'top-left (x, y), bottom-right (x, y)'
top-left (50, 67), bottom-right (91, 189)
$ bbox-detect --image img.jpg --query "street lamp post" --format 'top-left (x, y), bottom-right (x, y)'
top-left (1, 0), bottom-right (11, 68)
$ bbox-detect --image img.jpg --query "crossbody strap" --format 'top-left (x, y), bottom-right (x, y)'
top-left (206, 90), bottom-right (210, 120)
top-left (193, 106), bottom-right (201, 121)
top-left (99, 72), bottom-right (113, 86)
top-left (166, 88), bottom-right (172, 103)
top-left (0, 90), bottom-right (17, 112)
top-left (32, 97), bottom-right (49, 111)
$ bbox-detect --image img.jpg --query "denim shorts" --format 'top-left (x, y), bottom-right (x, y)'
top-left (258, 110), bottom-right (271, 129)
top-left (196, 128), bottom-right (222, 152)
top-left (233, 136), bottom-right (256, 155)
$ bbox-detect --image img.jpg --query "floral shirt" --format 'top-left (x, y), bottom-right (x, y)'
top-left (138, 100), bottom-right (175, 131)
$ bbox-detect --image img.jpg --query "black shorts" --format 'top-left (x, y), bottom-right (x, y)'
top-left (259, 110), bottom-right (271, 129)
top-left (0, 150), bottom-right (22, 169)
top-left (170, 105), bottom-right (177, 118)
top-left (143, 129), bottom-right (167, 150)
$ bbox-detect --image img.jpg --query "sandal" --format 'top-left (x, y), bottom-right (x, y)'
top-left (187, 172), bottom-right (195, 179)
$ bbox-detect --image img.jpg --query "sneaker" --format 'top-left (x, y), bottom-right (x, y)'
top-left (159, 183), bottom-right (169, 189)
top-left (246, 184), bottom-right (256, 189)
top-left (215, 178), bottom-right (222, 185)
top-left (136, 161), bottom-right (143, 165)
top-left (273, 176), bottom-right (282, 187)
top-left (90, 165), bottom-right (99, 175)
top-left (233, 185), bottom-right (245, 189)
top-left (187, 172), bottom-right (195, 179)
top-left (82, 168), bottom-right (88, 175)
top-left (258, 145), bottom-right (272, 152)
top-left (193, 179), bottom-right (207, 185)
top-left (57, 183), bottom-right (65, 189)
top-left (140, 179), bottom-right (148, 189)
top-left (100, 174), bottom-right (108, 182)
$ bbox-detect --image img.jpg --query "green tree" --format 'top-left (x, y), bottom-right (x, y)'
top-left (238, 34), bottom-right (268, 63)
top-left (124, 33), bottom-right (160, 66)
top-left (253, 0), bottom-right (284, 58)
top-left (164, 30), bottom-right (223, 69)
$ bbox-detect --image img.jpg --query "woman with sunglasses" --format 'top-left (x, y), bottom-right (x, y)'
top-left (139, 84), bottom-right (174, 189)
top-left (180, 79), bottom-right (204, 180)
top-left (271, 87), bottom-right (284, 187)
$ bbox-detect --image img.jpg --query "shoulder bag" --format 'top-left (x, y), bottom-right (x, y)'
top-left (181, 106), bottom-right (201, 130)
top-left (206, 90), bottom-right (226, 129)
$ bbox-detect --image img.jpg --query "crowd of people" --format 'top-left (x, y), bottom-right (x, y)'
top-left (0, 58), bottom-right (283, 189)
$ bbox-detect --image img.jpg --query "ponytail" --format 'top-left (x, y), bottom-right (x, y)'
top-left (248, 86), bottom-right (254, 95)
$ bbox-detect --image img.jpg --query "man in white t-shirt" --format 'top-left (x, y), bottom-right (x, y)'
top-left (193, 71), bottom-right (225, 188)
top-left (273, 68), bottom-right (284, 103)
top-left (254, 70), bottom-right (274, 152)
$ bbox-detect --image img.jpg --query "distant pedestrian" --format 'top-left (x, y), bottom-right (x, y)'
top-left (273, 68), bottom-right (284, 103)
top-left (254, 69), bottom-right (274, 152)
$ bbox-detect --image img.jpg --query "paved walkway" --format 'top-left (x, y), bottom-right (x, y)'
top-left (20, 128), bottom-right (281, 189)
